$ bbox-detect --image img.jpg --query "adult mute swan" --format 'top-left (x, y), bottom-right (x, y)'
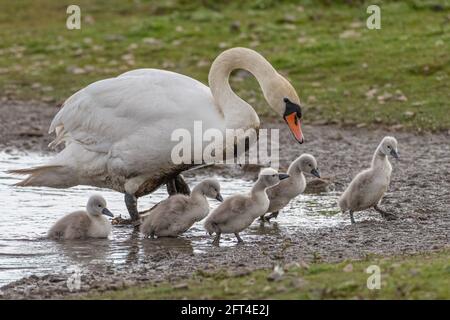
top-left (10, 47), bottom-right (304, 225)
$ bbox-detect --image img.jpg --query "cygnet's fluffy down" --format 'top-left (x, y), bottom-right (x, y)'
top-left (204, 168), bottom-right (289, 245)
top-left (140, 179), bottom-right (222, 237)
top-left (48, 194), bottom-right (114, 240)
top-left (339, 136), bottom-right (399, 224)
top-left (262, 153), bottom-right (320, 221)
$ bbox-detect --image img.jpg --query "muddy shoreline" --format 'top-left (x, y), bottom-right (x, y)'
top-left (1, 101), bottom-right (449, 299)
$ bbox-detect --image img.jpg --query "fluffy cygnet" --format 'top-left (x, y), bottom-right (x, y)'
top-left (261, 153), bottom-right (320, 222)
top-left (338, 136), bottom-right (399, 224)
top-left (140, 179), bottom-right (222, 238)
top-left (47, 194), bottom-right (114, 240)
top-left (204, 168), bottom-right (289, 245)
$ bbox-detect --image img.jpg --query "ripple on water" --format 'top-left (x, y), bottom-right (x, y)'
top-left (0, 151), bottom-right (346, 286)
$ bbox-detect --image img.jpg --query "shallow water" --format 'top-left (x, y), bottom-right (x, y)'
top-left (0, 152), bottom-right (345, 287)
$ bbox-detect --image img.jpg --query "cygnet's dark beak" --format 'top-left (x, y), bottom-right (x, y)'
top-left (215, 194), bottom-right (224, 202)
top-left (102, 208), bottom-right (114, 217)
top-left (278, 173), bottom-right (290, 180)
top-left (390, 149), bottom-right (399, 160)
top-left (311, 168), bottom-right (321, 178)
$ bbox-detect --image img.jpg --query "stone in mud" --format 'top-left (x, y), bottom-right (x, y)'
top-left (172, 282), bottom-right (189, 290)
top-left (343, 263), bottom-right (353, 272)
top-left (291, 277), bottom-right (308, 289)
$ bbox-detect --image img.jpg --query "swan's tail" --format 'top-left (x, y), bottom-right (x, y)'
top-left (8, 165), bottom-right (74, 188)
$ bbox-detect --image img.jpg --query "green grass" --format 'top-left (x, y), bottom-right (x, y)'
top-left (0, 1), bottom-right (449, 131)
top-left (87, 250), bottom-right (450, 299)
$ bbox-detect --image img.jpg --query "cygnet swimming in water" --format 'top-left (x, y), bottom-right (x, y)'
top-left (204, 168), bottom-right (289, 245)
top-left (338, 136), bottom-right (399, 224)
top-left (47, 194), bottom-right (114, 240)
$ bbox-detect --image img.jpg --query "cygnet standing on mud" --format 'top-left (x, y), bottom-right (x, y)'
top-left (140, 179), bottom-right (223, 238)
top-left (204, 168), bottom-right (289, 245)
top-left (261, 153), bottom-right (320, 222)
top-left (48, 194), bottom-right (114, 240)
top-left (339, 136), bottom-right (399, 224)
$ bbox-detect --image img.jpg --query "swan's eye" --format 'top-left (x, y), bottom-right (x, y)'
top-left (387, 146), bottom-right (391, 149)
top-left (272, 174), bottom-right (276, 177)
top-left (98, 204), bottom-right (102, 208)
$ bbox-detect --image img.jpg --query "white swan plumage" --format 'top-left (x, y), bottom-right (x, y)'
top-left (10, 47), bottom-right (304, 223)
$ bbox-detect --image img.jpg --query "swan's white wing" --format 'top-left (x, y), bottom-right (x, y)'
top-left (49, 69), bottom-right (223, 157)
top-left (49, 69), bottom-right (217, 152)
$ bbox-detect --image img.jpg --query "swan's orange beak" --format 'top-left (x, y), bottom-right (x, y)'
top-left (284, 112), bottom-right (304, 144)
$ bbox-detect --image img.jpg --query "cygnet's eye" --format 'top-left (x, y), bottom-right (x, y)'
top-left (387, 145), bottom-right (391, 149)
top-left (309, 163), bottom-right (312, 167)
top-left (272, 174), bottom-right (276, 177)
top-left (98, 204), bottom-right (102, 208)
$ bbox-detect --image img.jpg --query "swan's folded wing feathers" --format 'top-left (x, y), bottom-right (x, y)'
top-left (51, 80), bottom-right (137, 152)
top-left (48, 73), bottom-right (214, 154)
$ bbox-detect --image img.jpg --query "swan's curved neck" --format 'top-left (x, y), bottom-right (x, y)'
top-left (287, 160), bottom-right (303, 176)
top-left (251, 179), bottom-right (267, 196)
top-left (191, 185), bottom-right (205, 198)
top-left (208, 48), bottom-right (278, 130)
top-left (372, 146), bottom-right (387, 168)
top-left (190, 187), bottom-right (207, 206)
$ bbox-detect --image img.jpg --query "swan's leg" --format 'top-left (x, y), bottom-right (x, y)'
top-left (265, 211), bottom-right (279, 222)
top-left (349, 211), bottom-right (356, 224)
top-left (175, 175), bottom-right (191, 195)
top-left (235, 233), bottom-right (244, 244)
top-left (212, 232), bottom-right (221, 246)
top-left (125, 193), bottom-right (141, 227)
top-left (166, 179), bottom-right (177, 196)
top-left (166, 175), bottom-right (191, 196)
top-left (374, 205), bottom-right (397, 220)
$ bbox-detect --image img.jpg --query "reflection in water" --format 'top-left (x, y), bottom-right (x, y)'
top-left (252, 221), bottom-right (282, 236)
top-left (0, 152), bottom-right (346, 286)
top-left (123, 230), bottom-right (141, 265)
top-left (53, 238), bottom-right (111, 264)
top-left (142, 237), bottom-right (194, 257)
